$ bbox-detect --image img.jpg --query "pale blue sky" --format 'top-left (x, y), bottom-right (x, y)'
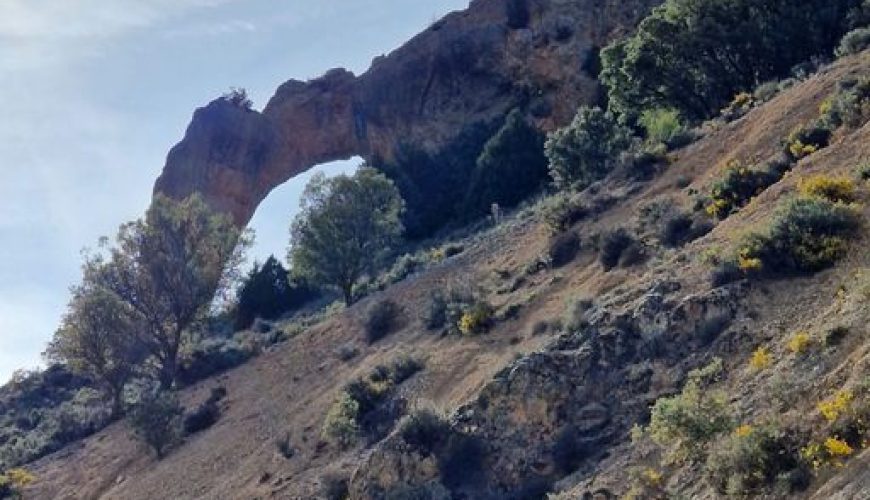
top-left (0, 0), bottom-right (469, 383)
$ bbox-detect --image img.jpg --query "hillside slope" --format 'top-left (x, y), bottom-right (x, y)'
top-left (22, 51), bottom-right (870, 499)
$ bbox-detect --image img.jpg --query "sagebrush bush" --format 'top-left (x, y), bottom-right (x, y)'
top-left (128, 389), bottom-right (182, 459)
top-left (364, 299), bottom-right (402, 344)
top-left (737, 197), bottom-right (861, 274)
top-left (547, 231), bottom-right (580, 267)
top-left (321, 392), bottom-right (360, 448)
top-left (541, 193), bottom-right (588, 233)
top-left (599, 228), bottom-right (635, 271)
top-left (857, 162), bottom-right (870, 181)
top-left (836, 27), bottom-right (870, 57)
top-left (797, 175), bottom-right (857, 203)
top-left (645, 359), bottom-right (732, 462)
top-left (819, 77), bottom-right (870, 129)
top-left (705, 425), bottom-right (808, 496)
top-left (0, 468), bottom-right (34, 499)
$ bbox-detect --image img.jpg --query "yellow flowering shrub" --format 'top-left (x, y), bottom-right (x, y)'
top-left (457, 303), bottom-right (492, 335)
top-left (749, 346), bottom-right (772, 370)
top-left (818, 390), bottom-right (853, 423)
top-left (824, 437), bottom-right (854, 457)
top-left (734, 424), bottom-right (753, 438)
top-left (798, 175), bottom-right (857, 203)
top-left (786, 331), bottom-right (813, 355)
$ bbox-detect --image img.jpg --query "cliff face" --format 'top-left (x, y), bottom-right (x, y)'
top-left (153, 0), bottom-right (662, 225)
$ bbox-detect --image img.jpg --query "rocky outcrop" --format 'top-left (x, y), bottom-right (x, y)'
top-left (154, 0), bottom-right (662, 225)
top-left (349, 280), bottom-right (746, 498)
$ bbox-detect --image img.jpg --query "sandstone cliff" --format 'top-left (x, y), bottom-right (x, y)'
top-left (154, 0), bottom-right (661, 225)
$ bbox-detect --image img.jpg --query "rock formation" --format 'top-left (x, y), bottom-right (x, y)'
top-left (154, 0), bottom-right (662, 225)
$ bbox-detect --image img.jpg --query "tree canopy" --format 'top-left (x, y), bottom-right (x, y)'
top-left (289, 168), bottom-right (404, 305)
top-left (84, 194), bottom-right (250, 388)
top-left (601, 0), bottom-right (868, 122)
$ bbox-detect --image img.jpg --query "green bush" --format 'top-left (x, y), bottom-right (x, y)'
top-left (178, 338), bottom-right (252, 386)
top-left (545, 106), bottom-right (632, 190)
top-left (639, 108), bottom-right (691, 148)
top-left (705, 425), bottom-right (808, 496)
top-left (321, 392), bottom-right (360, 448)
top-left (599, 228), bottom-right (635, 271)
top-left (364, 299), bottom-right (402, 344)
top-left (857, 162), bottom-right (870, 180)
top-left (707, 161), bottom-right (780, 219)
top-left (128, 389), bottom-right (183, 459)
top-left (784, 124), bottom-right (832, 161)
top-left (836, 26), bottom-right (870, 57)
top-left (737, 197), bottom-right (862, 274)
top-left (646, 359), bottom-right (732, 462)
top-left (601, 0), bottom-right (867, 121)
top-left (819, 77), bottom-right (870, 129)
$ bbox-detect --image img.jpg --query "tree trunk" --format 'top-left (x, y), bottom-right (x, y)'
top-left (343, 284), bottom-right (354, 307)
top-left (159, 354), bottom-right (177, 389)
top-left (110, 385), bottom-right (124, 419)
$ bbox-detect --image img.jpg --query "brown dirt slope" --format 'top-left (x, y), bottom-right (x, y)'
top-left (23, 52), bottom-right (870, 499)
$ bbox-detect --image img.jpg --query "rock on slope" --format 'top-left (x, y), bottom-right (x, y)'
top-left (153, 0), bottom-right (661, 225)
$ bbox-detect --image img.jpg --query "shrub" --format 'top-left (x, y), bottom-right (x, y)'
top-left (182, 388), bottom-right (225, 435)
top-left (321, 392), bottom-right (360, 448)
top-left (335, 342), bottom-right (359, 362)
top-left (786, 332), bottom-right (814, 355)
top-left (857, 162), bottom-right (870, 181)
top-left (706, 160), bottom-right (779, 219)
top-left (422, 291), bottom-right (448, 331)
top-left (705, 425), bottom-right (807, 496)
top-left (178, 338), bottom-right (252, 386)
top-left (798, 175), bottom-right (858, 203)
top-left (818, 77), bottom-right (870, 129)
top-left (720, 92), bottom-right (755, 121)
top-left (457, 303), bottom-right (494, 336)
top-left (836, 26), bottom-right (870, 57)
top-left (646, 359), bottom-right (732, 462)
top-left (639, 108), bottom-right (689, 147)
top-left (541, 193), bottom-right (588, 233)
top-left (753, 80), bottom-right (781, 103)
top-left (128, 389), bottom-right (183, 459)
top-left (399, 408), bottom-right (450, 455)
top-left (599, 228), bottom-right (635, 271)
top-left (275, 433), bottom-right (294, 459)
top-left (784, 124), bottom-right (831, 161)
top-left (320, 472), bottom-right (350, 500)
top-left (749, 347), bottom-right (773, 371)
top-left (547, 232), bottom-right (580, 267)
top-left (364, 299), bottom-right (402, 344)
top-left (545, 106), bottom-right (632, 190)
top-left (736, 197), bottom-right (861, 274)
top-left (0, 468), bottom-right (34, 499)
top-left (389, 356), bottom-right (424, 385)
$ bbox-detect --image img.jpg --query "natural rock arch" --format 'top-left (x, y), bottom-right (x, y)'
top-left (153, 0), bottom-right (661, 226)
